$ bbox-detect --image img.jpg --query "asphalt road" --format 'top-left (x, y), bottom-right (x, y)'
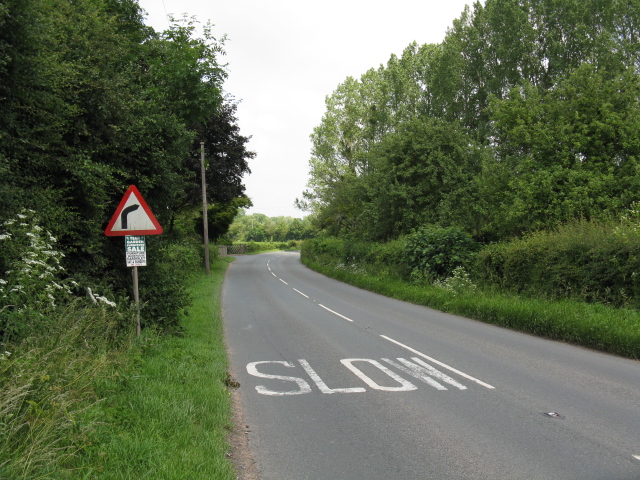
top-left (223, 251), bottom-right (640, 480)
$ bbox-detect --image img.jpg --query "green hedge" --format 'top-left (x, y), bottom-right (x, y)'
top-left (301, 237), bottom-right (406, 270)
top-left (475, 221), bottom-right (640, 308)
top-left (304, 219), bottom-right (640, 310)
top-left (243, 240), bottom-right (302, 253)
top-left (404, 225), bottom-right (478, 280)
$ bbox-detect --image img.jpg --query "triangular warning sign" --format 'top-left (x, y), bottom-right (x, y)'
top-left (105, 185), bottom-right (163, 236)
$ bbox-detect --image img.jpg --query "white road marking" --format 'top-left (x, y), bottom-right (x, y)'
top-left (271, 272), bottom-right (277, 278)
top-left (319, 304), bottom-right (354, 322)
top-left (382, 358), bottom-right (448, 390)
top-left (405, 357), bottom-right (467, 390)
top-left (293, 288), bottom-right (309, 298)
top-left (341, 359), bottom-right (418, 392)
top-left (247, 361), bottom-right (312, 396)
top-left (633, 455), bottom-right (640, 461)
top-left (280, 278), bottom-right (288, 285)
top-left (382, 357), bottom-right (467, 390)
top-left (380, 335), bottom-right (496, 389)
top-left (299, 359), bottom-right (366, 393)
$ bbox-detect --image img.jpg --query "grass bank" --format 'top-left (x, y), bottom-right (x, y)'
top-left (81, 257), bottom-right (237, 479)
top-left (302, 257), bottom-right (640, 359)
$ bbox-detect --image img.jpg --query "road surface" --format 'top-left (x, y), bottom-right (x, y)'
top-left (223, 251), bottom-right (640, 479)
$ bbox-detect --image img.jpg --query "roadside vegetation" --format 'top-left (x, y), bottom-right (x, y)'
top-left (302, 222), bottom-right (640, 359)
top-left (0, 0), bottom-right (250, 476)
top-left (3, 0), bottom-right (640, 477)
top-left (76, 260), bottom-right (237, 480)
top-left (298, 0), bottom-right (640, 360)
top-left (226, 212), bottom-right (315, 243)
top-left (224, 239), bottom-right (304, 254)
top-left (0, 207), bottom-right (238, 478)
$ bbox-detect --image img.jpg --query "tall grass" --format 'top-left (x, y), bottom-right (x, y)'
top-left (80, 258), bottom-right (237, 479)
top-left (0, 301), bottom-right (134, 479)
top-left (302, 256), bottom-right (640, 359)
top-left (0, 211), bottom-right (238, 478)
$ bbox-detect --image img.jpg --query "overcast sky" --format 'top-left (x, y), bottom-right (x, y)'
top-left (137, 0), bottom-right (472, 218)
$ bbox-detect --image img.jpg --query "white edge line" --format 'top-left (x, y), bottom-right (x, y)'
top-left (319, 304), bottom-right (354, 322)
top-left (380, 335), bottom-right (495, 389)
top-left (280, 279), bottom-right (288, 285)
top-left (293, 288), bottom-right (309, 298)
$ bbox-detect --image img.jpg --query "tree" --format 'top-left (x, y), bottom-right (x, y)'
top-left (195, 196), bottom-right (252, 241)
top-left (302, 0), bottom-right (640, 242)
top-left (486, 64), bottom-right (640, 236)
top-left (188, 100), bottom-right (254, 203)
top-left (0, 0), bottom-right (244, 327)
top-left (360, 118), bottom-right (485, 240)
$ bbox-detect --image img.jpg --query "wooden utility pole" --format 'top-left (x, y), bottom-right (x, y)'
top-left (200, 142), bottom-right (211, 275)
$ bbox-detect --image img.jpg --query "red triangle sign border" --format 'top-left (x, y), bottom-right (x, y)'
top-left (105, 185), bottom-right (163, 236)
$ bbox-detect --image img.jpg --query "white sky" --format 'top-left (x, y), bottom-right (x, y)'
top-left (137, 0), bottom-right (472, 219)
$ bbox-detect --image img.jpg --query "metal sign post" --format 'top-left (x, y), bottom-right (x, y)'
top-left (132, 266), bottom-right (141, 336)
top-left (126, 235), bottom-right (146, 336)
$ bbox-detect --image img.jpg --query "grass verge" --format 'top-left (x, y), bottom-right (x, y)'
top-left (302, 257), bottom-right (640, 359)
top-left (81, 257), bottom-right (237, 479)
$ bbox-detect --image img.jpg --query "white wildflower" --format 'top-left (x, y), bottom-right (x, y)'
top-left (87, 287), bottom-right (97, 303)
top-left (96, 295), bottom-right (117, 308)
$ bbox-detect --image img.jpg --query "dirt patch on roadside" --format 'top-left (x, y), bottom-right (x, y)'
top-left (227, 373), bottom-right (260, 480)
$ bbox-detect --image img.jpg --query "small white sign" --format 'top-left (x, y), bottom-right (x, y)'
top-left (125, 235), bottom-right (147, 267)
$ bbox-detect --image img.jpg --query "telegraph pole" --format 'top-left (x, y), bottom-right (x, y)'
top-left (200, 142), bottom-right (211, 275)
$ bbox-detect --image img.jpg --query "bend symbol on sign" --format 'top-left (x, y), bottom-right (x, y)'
top-left (247, 357), bottom-right (469, 396)
top-left (104, 185), bottom-right (163, 236)
top-left (120, 204), bottom-right (140, 229)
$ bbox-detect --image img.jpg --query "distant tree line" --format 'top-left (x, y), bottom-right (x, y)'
top-left (299, 0), bottom-right (640, 242)
top-left (227, 212), bottom-right (315, 242)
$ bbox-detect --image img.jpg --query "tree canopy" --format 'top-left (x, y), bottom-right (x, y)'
top-left (301, 0), bottom-right (640, 241)
top-left (0, 0), bottom-right (253, 288)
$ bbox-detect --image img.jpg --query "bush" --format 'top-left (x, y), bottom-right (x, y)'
top-left (244, 241), bottom-right (298, 253)
top-left (139, 238), bottom-right (203, 332)
top-left (0, 210), bottom-right (136, 477)
top-left (403, 225), bottom-right (479, 281)
top-left (475, 220), bottom-right (640, 307)
top-left (433, 266), bottom-right (477, 295)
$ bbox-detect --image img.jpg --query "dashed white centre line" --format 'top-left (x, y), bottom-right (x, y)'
top-left (319, 304), bottom-right (354, 322)
top-left (380, 335), bottom-right (495, 389)
top-left (267, 260), bottom-right (494, 390)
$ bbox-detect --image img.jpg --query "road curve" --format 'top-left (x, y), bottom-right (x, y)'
top-left (223, 251), bottom-right (640, 480)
